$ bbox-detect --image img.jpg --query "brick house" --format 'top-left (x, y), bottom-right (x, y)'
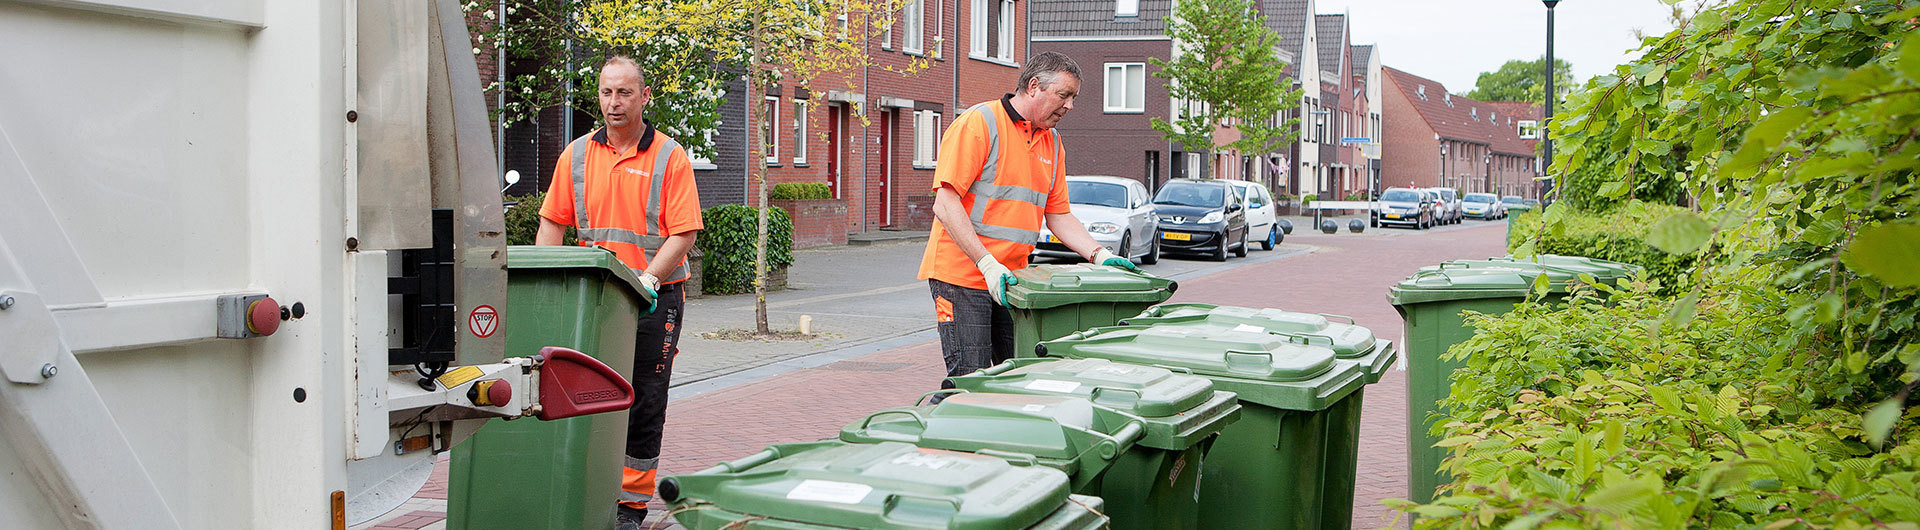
top-left (1314, 14), bottom-right (1348, 199)
top-left (1347, 44), bottom-right (1384, 197)
top-left (1265, 0), bottom-right (1320, 200)
top-left (1379, 67), bottom-right (1539, 197)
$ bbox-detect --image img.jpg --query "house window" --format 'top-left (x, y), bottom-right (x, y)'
top-left (1104, 63), bottom-right (1145, 113)
top-left (970, 0), bottom-right (987, 57)
top-left (913, 109), bottom-right (940, 168)
top-left (1416, 85), bottom-right (1427, 100)
top-left (903, 0), bottom-right (924, 54)
top-left (688, 129), bottom-right (717, 170)
top-left (997, 0), bottom-right (1015, 61)
top-left (1117, 0), bottom-right (1138, 17)
top-left (763, 96), bottom-right (780, 165)
top-left (1517, 120), bottom-right (1540, 139)
top-left (792, 100), bottom-right (809, 165)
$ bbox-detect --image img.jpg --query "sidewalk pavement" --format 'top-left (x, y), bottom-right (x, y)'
top-left (353, 218), bottom-right (1510, 530)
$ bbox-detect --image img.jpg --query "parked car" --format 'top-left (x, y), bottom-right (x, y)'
top-left (1461, 192), bottom-right (1504, 220)
top-left (1036, 176), bottom-right (1160, 264)
top-left (1372, 187), bottom-right (1435, 229)
top-left (1225, 180), bottom-right (1281, 250)
top-left (1151, 178), bottom-right (1249, 261)
top-left (1427, 187), bottom-right (1462, 225)
top-left (1500, 195), bottom-right (1527, 212)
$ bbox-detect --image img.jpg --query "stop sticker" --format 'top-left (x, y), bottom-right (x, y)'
top-left (468, 305), bottom-right (499, 338)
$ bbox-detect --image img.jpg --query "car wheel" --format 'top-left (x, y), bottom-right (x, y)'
top-left (1261, 226), bottom-right (1277, 250)
top-left (1116, 232), bottom-right (1132, 262)
top-left (1233, 230), bottom-right (1248, 258)
top-left (1211, 232), bottom-right (1229, 261)
top-left (1142, 232), bottom-right (1160, 264)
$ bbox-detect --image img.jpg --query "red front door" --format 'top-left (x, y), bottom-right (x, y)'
top-left (826, 104), bottom-right (841, 198)
top-left (878, 110), bottom-right (893, 227)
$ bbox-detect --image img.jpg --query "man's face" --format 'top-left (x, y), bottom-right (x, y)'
top-left (598, 62), bottom-right (648, 130)
top-left (1026, 74), bottom-right (1079, 130)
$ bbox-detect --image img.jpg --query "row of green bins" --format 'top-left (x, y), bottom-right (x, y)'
top-left (939, 357), bottom-right (1243, 530)
top-left (1389, 255), bottom-right (1639, 504)
top-left (1036, 322), bottom-right (1371, 530)
top-left (659, 441), bottom-right (1108, 529)
top-left (1121, 303), bottom-right (1396, 530)
top-left (449, 246), bottom-right (655, 530)
top-left (1007, 264), bottom-right (1177, 359)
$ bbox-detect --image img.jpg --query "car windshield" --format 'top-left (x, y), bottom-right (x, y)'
top-left (1068, 181), bottom-right (1128, 208)
top-left (1379, 189), bottom-right (1421, 202)
top-left (1464, 193), bottom-right (1497, 203)
top-left (1502, 197), bottom-right (1524, 204)
top-left (1152, 182), bottom-right (1226, 207)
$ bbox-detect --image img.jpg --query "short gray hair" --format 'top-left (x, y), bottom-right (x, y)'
top-left (1016, 52), bottom-right (1081, 93)
top-left (600, 55), bottom-right (645, 86)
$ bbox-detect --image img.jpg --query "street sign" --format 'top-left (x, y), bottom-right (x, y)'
top-left (1339, 137), bottom-right (1371, 145)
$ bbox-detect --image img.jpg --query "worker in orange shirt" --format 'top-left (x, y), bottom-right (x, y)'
top-left (536, 55), bottom-right (701, 529)
top-left (918, 52), bottom-right (1139, 390)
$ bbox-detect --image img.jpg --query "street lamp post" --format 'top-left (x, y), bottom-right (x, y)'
top-left (1543, 0), bottom-right (1560, 201)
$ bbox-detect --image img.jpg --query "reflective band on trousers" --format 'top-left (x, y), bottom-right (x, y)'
top-left (962, 102), bottom-right (1064, 244)
top-left (621, 456), bottom-right (659, 504)
top-left (569, 134), bottom-right (690, 282)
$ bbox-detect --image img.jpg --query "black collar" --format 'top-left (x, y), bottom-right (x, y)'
top-left (1000, 94), bottom-right (1026, 124)
top-left (591, 120), bottom-right (658, 152)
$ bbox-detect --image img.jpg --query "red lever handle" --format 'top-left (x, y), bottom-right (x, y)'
top-left (533, 346), bottom-right (636, 420)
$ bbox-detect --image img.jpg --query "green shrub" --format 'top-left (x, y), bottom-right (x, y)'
top-left (1507, 201), bottom-right (1699, 291)
top-left (769, 182), bottom-right (833, 200)
top-left (696, 204), bottom-right (794, 295)
top-left (503, 192), bottom-right (577, 246)
top-left (1344, 191), bottom-right (1371, 201)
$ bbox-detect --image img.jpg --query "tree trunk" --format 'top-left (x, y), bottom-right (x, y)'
top-left (751, 14), bottom-right (771, 334)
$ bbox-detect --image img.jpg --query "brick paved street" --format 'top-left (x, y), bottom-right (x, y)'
top-left (355, 220), bottom-right (1510, 529)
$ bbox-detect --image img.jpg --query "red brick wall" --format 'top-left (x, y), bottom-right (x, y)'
top-left (1380, 74), bottom-right (1440, 190)
top-left (774, 199), bottom-right (850, 248)
top-left (1033, 39), bottom-right (1172, 188)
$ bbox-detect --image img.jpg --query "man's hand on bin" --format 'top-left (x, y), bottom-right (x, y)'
top-left (1090, 248), bottom-right (1140, 272)
top-left (637, 272), bottom-right (660, 316)
top-left (975, 255), bottom-right (1018, 306)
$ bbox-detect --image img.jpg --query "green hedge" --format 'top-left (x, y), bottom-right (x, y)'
top-left (769, 182), bottom-right (833, 200)
top-left (696, 204), bottom-right (794, 295)
top-left (1507, 201), bottom-right (1699, 291)
top-left (504, 192), bottom-right (577, 246)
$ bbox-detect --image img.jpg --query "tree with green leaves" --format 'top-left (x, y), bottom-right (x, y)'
top-left (1463, 56), bottom-right (1575, 103)
top-left (1150, 0), bottom-right (1298, 175)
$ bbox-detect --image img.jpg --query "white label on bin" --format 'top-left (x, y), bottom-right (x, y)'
top-left (1230, 324), bottom-right (1266, 334)
top-left (1024, 379), bottom-right (1081, 393)
top-left (1021, 404), bottom-right (1048, 412)
top-left (786, 480), bottom-right (873, 504)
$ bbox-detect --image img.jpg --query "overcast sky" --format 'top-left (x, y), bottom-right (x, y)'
top-left (1312, 0), bottom-right (1685, 95)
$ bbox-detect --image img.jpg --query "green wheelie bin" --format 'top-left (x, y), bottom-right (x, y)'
top-left (927, 360), bottom-right (1243, 530)
top-left (659, 441), bottom-right (1109, 530)
top-left (1005, 263), bottom-right (1176, 359)
top-left (1389, 255), bottom-right (1638, 504)
top-left (1036, 324), bottom-right (1369, 530)
top-left (448, 246), bottom-right (654, 530)
top-left (1120, 303), bottom-right (1396, 530)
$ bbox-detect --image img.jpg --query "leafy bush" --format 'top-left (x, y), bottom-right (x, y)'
top-left (696, 204), bottom-right (794, 295)
top-left (504, 192), bottom-right (577, 246)
top-left (1345, 191), bottom-right (1371, 201)
top-left (769, 182), bottom-right (833, 200)
top-left (1508, 201), bottom-right (1700, 292)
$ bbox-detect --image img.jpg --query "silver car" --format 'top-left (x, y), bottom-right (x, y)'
top-left (1036, 176), bottom-right (1161, 264)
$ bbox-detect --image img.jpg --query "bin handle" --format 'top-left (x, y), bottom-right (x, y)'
top-left (1149, 363), bottom-right (1194, 375)
top-left (712, 448), bottom-right (782, 473)
top-left (1270, 331), bottom-right (1334, 347)
top-left (851, 410), bottom-right (928, 443)
top-left (974, 362), bottom-right (1019, 376)
top-left (913, 389), bottom-right (967, 406)
top-left (882, 493), bottom-right (962, 520)
top-left (1407, 270), bottom-right (1456, 285)
top-left (1317, 313), bottom-right (1357, 325)
top-left (1089, 386), bottom-right (1142, 407)
top-left (1223, 350), bottom-right (1273, 372)
top-left (974, 448), bottom-right (1040, 466)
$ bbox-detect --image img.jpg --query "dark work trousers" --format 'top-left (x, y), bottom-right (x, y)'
top-left (620, 281), bottom-right (684, 507)
top-left (929, 279), bottom-right (1015, 395)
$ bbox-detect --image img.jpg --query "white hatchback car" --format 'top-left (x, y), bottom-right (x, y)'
top-left (1225, 180), bottom-right (1281, 250)
top-left (1036, 176), bottom-right (1161, 264)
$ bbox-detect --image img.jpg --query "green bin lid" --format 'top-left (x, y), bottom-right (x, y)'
top-left (1486, 254), bottom-right (1641, 282)
top-left (840, 393), bottom-right (1141, 490)
top-left (1386, 262), bottom-right (1571, 306)
top-left (1036, 325), bottom-right (1367, 411)
top-left (1005, 264), bottom-right (1177, 309)
top-left (1121, 303), bottom-right (1398, 382)
top-left (506, 245), bottom-right (655, 308)
top-left (663, 441), bottom-right (1072, 530)
top-left (944, 358), bottom-right (1241, 450)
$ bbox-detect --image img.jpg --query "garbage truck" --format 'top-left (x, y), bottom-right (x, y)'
top-left (0, 1), bottom-right (635, 528)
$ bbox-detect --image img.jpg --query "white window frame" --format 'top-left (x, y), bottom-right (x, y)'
top-left (792, 99), bottom-right (809, 165)
top-left (903, 0), bottom-right (924, 54)
top-left (970, 0), bottom-right (987, 57)
top-left (913, 110), bottom-right (940, 169)
top-left (997, 0), bottom-right (1015, 61)
top-left (688, 129), bottom-right (717, 170)
top-left (763, 96), bottom-right (780, 165)
top-left (1104, 63), bottom-right (1145, 113)
top-left (1116, 0), bottom-right (1139, 17)
top-left (1517, 120), bottom-right (1540, 139)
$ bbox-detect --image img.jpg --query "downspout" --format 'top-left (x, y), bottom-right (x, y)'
top-left (861, 26), bottom-right (870, 232)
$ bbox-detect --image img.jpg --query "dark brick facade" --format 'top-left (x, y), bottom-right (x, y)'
top-left (1032, 39), bottom-right (1172, 190)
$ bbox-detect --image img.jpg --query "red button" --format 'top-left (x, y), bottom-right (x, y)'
top-left (247, 298), bottom-right (281, 336)
top-left (486, 379), bottom-right (513, 407)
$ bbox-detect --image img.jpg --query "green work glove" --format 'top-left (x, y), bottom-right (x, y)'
top-left (637, 271), bottom-right (661, 316)
top-left (975, 255), bottom-right (1019, 306)
top-left (1090, 248), bottom-right (1139, 271)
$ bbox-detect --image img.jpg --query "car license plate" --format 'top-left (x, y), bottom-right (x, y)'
top-left (1385, 214), bottom-right (1401, 219)
top-left (1162, 232), bottom-right (1191, 241)
top-left (1046, 235), bottom-right (1060, 243)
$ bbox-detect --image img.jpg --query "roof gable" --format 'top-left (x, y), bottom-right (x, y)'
top-left (1384, 66), bottom-right (1536, 156)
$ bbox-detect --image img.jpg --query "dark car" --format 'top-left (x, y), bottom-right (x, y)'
top-left (1150, 179), bottom-right (1249, 261)
top-left (1371, 187), bottom-right (1436, 229)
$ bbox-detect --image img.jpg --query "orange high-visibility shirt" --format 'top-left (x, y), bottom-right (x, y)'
top-left (917, 96), bottom-right (1072, 290)
top-left (540, 124), bottom-right (703, 282)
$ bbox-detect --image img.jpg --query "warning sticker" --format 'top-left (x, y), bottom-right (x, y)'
top-left (436, 366), bottom-right (484, 389)
top-left (786, 480), bottom-right (872, 504)
top-left (1024, 379), bottom-right (1082, 393)
top-left (469, 305), bottom-right (499, 338)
